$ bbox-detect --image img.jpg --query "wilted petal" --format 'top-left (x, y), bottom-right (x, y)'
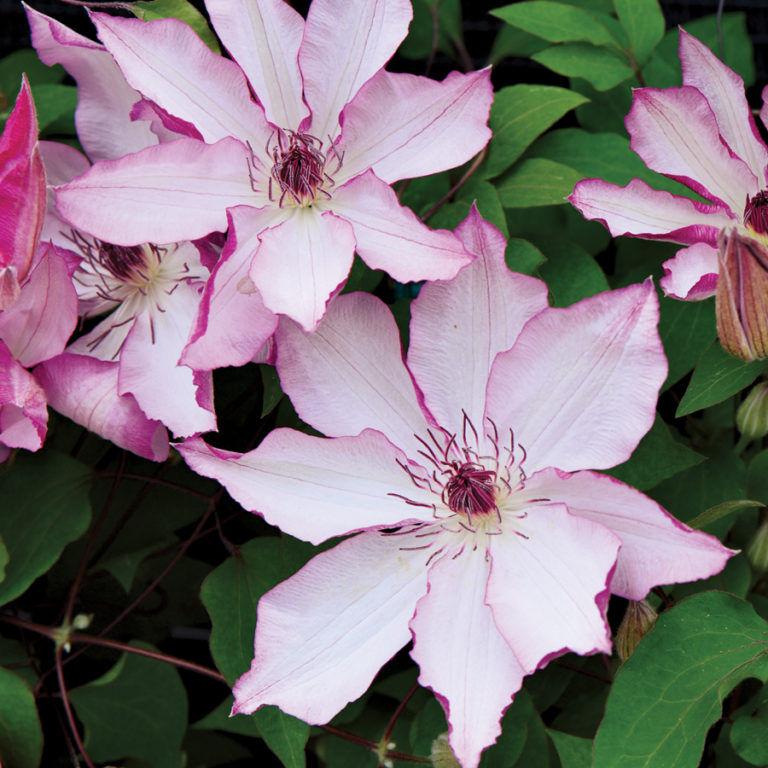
top-left (569, 177), bottom-right (731, 246)
top-left (410, 548), bottom-right (525, 768)
top-left (522, 469), bottom-right (735, 601)
top-left (26, 6), bottom-right (157, 160)
top-left (91, 13), bottom-right (272, 147)
top-left (660, 242), bottom-right (719, 300)
top-left (408, 207), bottom-right (548, 437)
top-left (181, 206), bottom-right (281, 371)
top-left (232, 531), bottom-right (429, 721)
top-left (679, 28), bottom-right (768, 184)
top-left (249, 208), bottom-right (355, 330)
top-left (276, 292), bottom-right (430, 457)
top-left (329, 171), bottom-right (472, 282)
top-left (487, 504), bottom-right (618, 672)
top-left (0, 76), bottom-right (45, 281)
top-left (716, 228), bottom-right (768, 360)
top-left (55, 138), bottom-right (256, 245)
top-left (117, 282), bottom-right (216, 438)
top-left (0, 243), bottom-right (77, 366)
top-left (206, 0), bottom-right (308, 129)
top-left (486, 281), bottom-right (666, 473)
top-left (178, 428), bottom-right (434, 543)
top-left (35, 353), bottom-right (168, 461)
top-left (336, 68), bottom-right (493, 185)
top-left (299, 0), bottom-right (412, 142)
top-left (627, 86), bottom-right (758, 212)
top-left (0, 340), bottom-right (47, 451)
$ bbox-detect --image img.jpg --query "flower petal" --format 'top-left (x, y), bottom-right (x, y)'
top-left (679, 28), bottom-right (768, 185)
top-left (91, 13), bottom-right (272, 147)
top-left (299, 0), bottom-right (412, 142)
top-left (26, 6), bottom-right (157, 161)
top-left (410, 547), bottom-right (525, 768)
top-left (486, 281), bottom-right (666, 473)
top-left (181, 206), bottom-right (281, 371)
top-left (336, 69), bottom-right (493, 185)
top-left (408, 207), bottom-right (548, 438)
top-left (0, 340), bottom-right (47, 452)
top-left (117, 282), bottom-right (216, 438)
top-left (249, 208), bottom-right (355, 330)
top-left (569, 177), bottom-right (732, 246)
top-left (178, 428), bottom-right (434, 543)
top-left (487, 504), bottom-right (618, 672)
top-left (660, 242), bottom-right (719, 300)
top-left (329, 171), bottom-right (472, 282)
top-left (232, 530), bottom-right (430, 722)
top-left (35, 353), bottom-right (169, 461)
top-left (276, 291), bottom-right (430, 457)
top-left (627, 86), bottom-right (758, 213)
top-left (522, 468), bottom-right (735, 601)
top-left (0, 242), bottom-right (78, 366)
top-left (205, 0), bottom-right (308, 129)
top-left (55, 137), bottom-right (255, 245)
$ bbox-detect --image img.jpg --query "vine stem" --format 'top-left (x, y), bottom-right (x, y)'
top-left (420, 146), bottom-right (488, 223)
top-left (320, 725), bottom-right (431, 764)
top-left (95, 471), bottom-right (214, 500)
top-left (382, 683), bottom-right (419, 744)
top-left (55, 646), bottom-right (96, 768)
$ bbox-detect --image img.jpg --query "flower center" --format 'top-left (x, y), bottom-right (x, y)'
top-left (266, 129), bottom-right (341, 207)
top-left (444, 462), bottom-right (499, 518)
top-left (744, 190), bottom-right (768, 234)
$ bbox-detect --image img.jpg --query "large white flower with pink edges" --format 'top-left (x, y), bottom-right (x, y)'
top-left (54, 0), bottom-right (493, 362)
top-left (570, 28), bottom-right (768, 304)
top-left (177, 209), bottom-right (733, 768)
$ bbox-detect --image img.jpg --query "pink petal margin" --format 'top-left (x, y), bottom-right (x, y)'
top-left (659, 242), bottom-right (719, 300)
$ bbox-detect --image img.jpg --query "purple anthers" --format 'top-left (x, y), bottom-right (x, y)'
top-left (744, 190), bottom-right (768, 235)
top-left (444, 463), bottom-right (498, 518)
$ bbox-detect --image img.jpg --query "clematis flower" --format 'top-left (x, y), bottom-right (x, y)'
top-left (0, 77), bottom-right (78, 460)
top-left (26, 6), bottom-right (216, 451)
top-left (570, 29), bottom-right (768, 359)
top-left (178, 209), bottom-right (733, 768)
top-left (53, 0), bottom-right (493, 358)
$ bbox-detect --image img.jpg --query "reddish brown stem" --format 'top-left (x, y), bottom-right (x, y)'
top-left (55, 647), bottom-right (96, 768)
top-left (420, 147), bottom-right (488, 223)
top-left (320, 725), bottom-right (431, 764)
top-left (382, 683), bottom-right (419, 744)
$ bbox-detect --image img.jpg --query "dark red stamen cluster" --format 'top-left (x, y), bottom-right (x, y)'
top-left (744, 190), bottom-right (768, 235)
top-left (268, 129), bottom-right (334, 206)
top-left (98, 242), bottom-right (149, 282)
top-left (444, 463), bottom-right (498, 518)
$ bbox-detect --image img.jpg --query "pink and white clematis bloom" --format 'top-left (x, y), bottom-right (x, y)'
top-left (54, 0), bottom-right (493, 354)
top-left (570, 29), bottom-right (768, 358)
top-left (178, 209), bottom-right (733, 768)
top-left (0, 77), bottom-right (78, 461)
top-left (26, 6), bottom-right (216, 453)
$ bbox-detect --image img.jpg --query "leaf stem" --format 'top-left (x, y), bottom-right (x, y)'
top-left (421, 147), bottom-right (487, 223)
top-left (55, 646), bottom-right (96, 768)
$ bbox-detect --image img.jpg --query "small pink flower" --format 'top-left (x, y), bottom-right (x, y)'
top-left (178, 210), bottom-right (733, 768)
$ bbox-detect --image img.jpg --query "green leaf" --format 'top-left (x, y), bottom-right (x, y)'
top-left (688, 500), bottom-right (764, 531)
top-left (260, 363), bottom-right (284, 416)
top-left (747, 451), bottom-right (768, 505)
top-left (533, 44), bottom-right (635, 91)
top-left (0, 667), bottom-right (43, 768)
top-left (0, 536), bottom-right (7, 583)
top-left (68, 643), bottom-right (188, 768)
top-left (676, 344), bottom-right (768, 417)
top-left (659, 297), bottom-right (717, 390)
top-left (489, 24), bottom-right (550, 65)
top-left (429, 180), bottom-right (509, 239)
top-left (399, 0), bottom-right (462, 59)
top-left (479, 689), bottom-right (536, 768)
top-left (481, 85), bottom-right (588, 179)
top-left (593, 592), bottom-right (768, 768)
top-left (492, 2), bottom-right (616, 46)
top-left (0, 48), bottom-right (65, 111)
top-left (613, 0), bottom-right (665, 66)
top-left (200, 537), bottom-right (314, 767)
top-left (730, 683), bottom-right (768, 766)
top-left (506, 237), bottom-right (546, 276)
top-left (0, 451), bottom-right (91, 606)
top-left (133, 0), bottom-right (221, 53)
top-left (27, 82), bottom-right (77, 134)
top-left (498, 158), bottom-right (582, 208)
top-left (572, 77), bottom-right (634, 134)
top-left (535, 236), bottom-right (609, 306)
top-left (607, 415), bottom-right (704, 491)
top-left (548, 730), bottom-right (591, 768)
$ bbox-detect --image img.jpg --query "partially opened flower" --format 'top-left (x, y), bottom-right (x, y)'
top-left (54, 0), bottom-right (493, 357)
top-left (570, 29), bottom-right (768, 359)
top-left (0, 77), bottom-right (78, 461)
top-left (178, 209), bottom-right (733, 768)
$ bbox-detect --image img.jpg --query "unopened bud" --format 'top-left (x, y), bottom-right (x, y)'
top-left (716, 229), bottom-right (768, 360)
top-left (615, 599), bottom-right (658, 662)
top-left (737, 381), bottom-right (768, 439)
top-left (430, 733), bottom-right (461, 768)
top-left (747, 515), bottom-right (768, 572)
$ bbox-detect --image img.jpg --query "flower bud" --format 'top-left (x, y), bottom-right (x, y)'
top-left (716, 228), bottom-right (768, 360)
top-left (747, 515), bottom-right (768, 573)
top-left (737, 381), bottom-right (768, 439)
top-left (430, 733), bottom-right (461, 768)
top-left (615, 599), bottom-right (658, 662)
